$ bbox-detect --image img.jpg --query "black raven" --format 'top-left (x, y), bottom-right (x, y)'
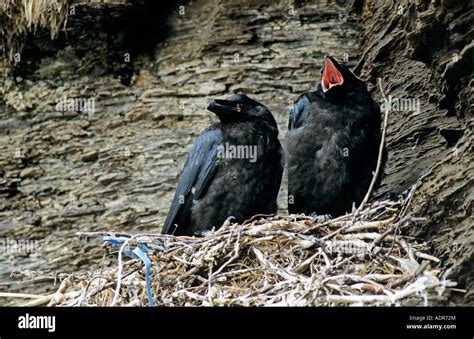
top-left (162, 94), bottom-right (284, 236)
top-left (286, 56), bottom-right (381, 217)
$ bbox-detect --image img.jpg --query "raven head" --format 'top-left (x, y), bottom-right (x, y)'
top-left (319, 56), bottom-right (365, 98)
top-left (207, 94), bottom-right (277, 128)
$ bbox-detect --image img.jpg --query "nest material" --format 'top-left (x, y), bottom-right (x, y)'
top-left (17, 196), bottom-right (455, 307)
top-left (0, 0), bottom-right (69, 61)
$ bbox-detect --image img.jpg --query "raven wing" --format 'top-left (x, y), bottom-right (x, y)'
top-left (288, 94), bottom-right (311, 130)
top-left (162, 128), bottom-right (222, 235)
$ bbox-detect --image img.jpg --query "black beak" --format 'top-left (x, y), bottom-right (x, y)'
top-left (207, 99), bottom-right (239, 116)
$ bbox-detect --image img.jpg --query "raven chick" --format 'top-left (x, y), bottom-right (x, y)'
top-left (162, 94), bottom-right (283, 236)
top-left (287, 56), bottom-right (381, 217)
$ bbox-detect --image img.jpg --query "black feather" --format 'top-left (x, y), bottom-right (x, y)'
top-left (162, 128), bottom-right (222, 235)
top-left (163, 94), bottom-right (283, 236)
top-left (287, 57), bottom-right (382, 217)
top-left (288, 94), bottom-right (312, 130)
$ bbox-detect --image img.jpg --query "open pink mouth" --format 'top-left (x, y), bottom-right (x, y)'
top-left (321, 57), bottom-right (344, 92)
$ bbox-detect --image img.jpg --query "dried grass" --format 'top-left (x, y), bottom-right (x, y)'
top-left (0, 0), bottom-right (69, 61)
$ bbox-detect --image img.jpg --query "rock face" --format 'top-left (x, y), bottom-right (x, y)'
top-left (0, 0), bottom-right (359, 302)
top-left (356, 0), bottom-right (473, 305)
top-left (0, 0), bottom-right (471, 305)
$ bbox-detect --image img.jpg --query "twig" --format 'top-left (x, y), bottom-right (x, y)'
top-left (0, 292), bottom-right (49, 299)
top-left (210, 229), bottom-right (242, 278)
top-left (357, 77), bottom-right (390, 210)
top-left (110, 234), bottom-right (141, 306)
top-left (369, 214), bottom-right (411, 252)
top-left (388, 261), bottom-right (429, 289)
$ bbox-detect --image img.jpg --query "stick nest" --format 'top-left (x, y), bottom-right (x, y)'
top-left (35, 196), bottom-right (456, 307)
